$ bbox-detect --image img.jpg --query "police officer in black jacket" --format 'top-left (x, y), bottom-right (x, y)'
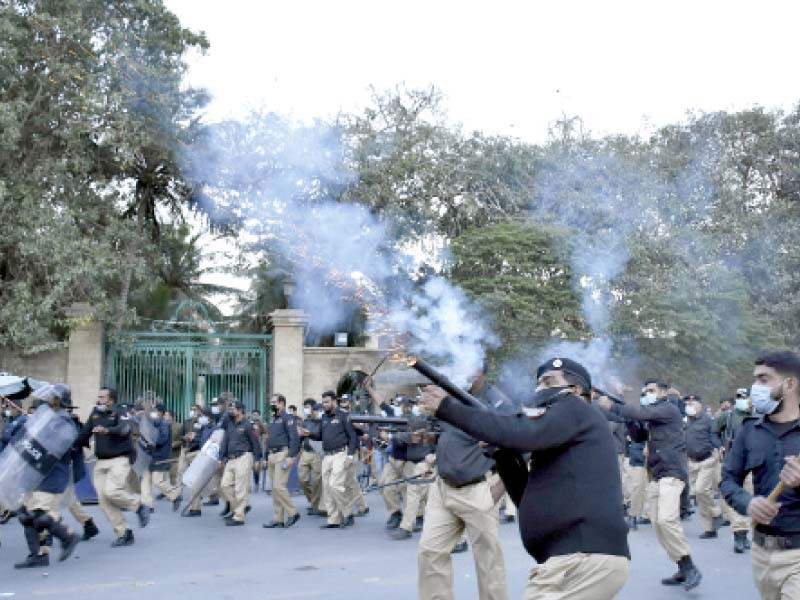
top-left (263, 394), bottom-right (301, 528)
top-left (424, 357), bottom-right (630, 600)
top-left (721, 351), bottom-right (800, 599)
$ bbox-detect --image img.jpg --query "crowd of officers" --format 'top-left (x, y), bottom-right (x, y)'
top-left (2, 350), bottom-right (800, 599)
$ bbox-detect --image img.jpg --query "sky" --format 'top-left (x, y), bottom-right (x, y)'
top-left (165, 0), bottom-right (800, 142)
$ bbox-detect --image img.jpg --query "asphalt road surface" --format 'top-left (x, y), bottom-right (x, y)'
top-left (0, 488), bottom-right (758, 599)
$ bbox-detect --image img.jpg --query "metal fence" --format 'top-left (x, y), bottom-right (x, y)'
top-left (105, 332), bottom-right (271, 420)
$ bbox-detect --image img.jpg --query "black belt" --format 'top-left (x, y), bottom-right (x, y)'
top-left (753, 530), bottom-right (800, 550)
top-left (689, 453), bottom-right (713, 462)
top-left (442, 474), bottom-right (487, 489)
top-left (324, 446), bottom-right (347, 456)
top-left (269, 446), bottom-right (288, 454)
top-left (229, 451), bottom-right (251, 459)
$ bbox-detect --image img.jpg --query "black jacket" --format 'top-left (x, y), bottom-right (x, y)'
top-left (721, 416), bottom-right (800, 535)
top-left (608, 399), bottom-right (687, 481)
top-left (79, 405), bottom-right (134, 460)
top-left (220, 417), bottom-right (262, 461)
top-left (437, 393), bottom-right (629, 563)
top-left (308, 409), bottom-right (358, 455)
top-left (685, 413), bottom-right (721, 461)
top-left (267, 410), bottom-right (300, 457)
top-left (628, 440), bottom-right (646, 468)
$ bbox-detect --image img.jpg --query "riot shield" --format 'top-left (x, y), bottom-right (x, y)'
top-left (132, 414), bottom-right (158, 477)
top-left (0, 404), bottom-right (78, 510)
top-left (181, 429), bottom-right (224, 509)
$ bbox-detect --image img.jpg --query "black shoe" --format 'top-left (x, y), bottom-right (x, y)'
top-left (286, 513), bottom-right (300, 528)
top-left (451, 541), bottom-right (468, 554)
top-left (680, 556), bottom-right (702, 591)
top-left (342, 514), bottom-right (355, 528)
top-left (220, 502), bottom-right (231, 518)
top-left (156, 493), bottom-right (166, 500)
top-left (699, 530), bottom-right (718, 539)
top-left (711, 514), bottom-right (724, 532)
top-left (661, 569), bottom-right (686, 586)
top-left (628, 516), bottom-right (638, 531)
top-left (111, 530), bottom-right (134, 547)
top-left (203, 498), bottom-right (220, 506)
top-left (320, 522), bottom-right (341, 529)
top-left (315, 510), bottom-right (328, 518)
top-left (82, 519), bottom-right (100, 541)
top-left (245, 505), bottom-right (252, 514)
top-left (385, 511), bottom-right (402, 530)
top-left (226, 519), bottom-right (244, 526)
top-left (14, 554), bottom-right (49, 569)
top-left (183, 510), bottom-right (201, 517)
top-left (413, 516), bottom-right (424, 532)
top-left (172, 496), bottom-right (183, 512)
top-left (59, 533), bottom-right (80, 562)
top-left (356, 507), bottom-right (370, 517)
top-left (734, 531), bottom-right (749, 553)
top-left (0, 510), bottom-right (16, 525)
top-left (502, 514), bottom-right (516, 524)
top-left (136, 505), bottom-right (150, 528)
top-left (149, 507), bottom-right (155, 514)
top-left (638, 517), bottom-right (651, 525)
top-left (390, 528), bottom-right (412, 540)
top-left (721, 519), bottom-right (730, 527)
top-left (262, 521), bottom-right (285, 528)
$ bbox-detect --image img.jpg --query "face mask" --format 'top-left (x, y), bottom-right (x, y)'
top-left (642, 393), bottom-right (657, 406)
top-left (150, 412), bottom-right (160, 421)
top-left (96, 404), bottom-right (108, 412)
top-left (198, 415), bottom-right (210, 426)
top-left (211, 406), bottom-right (221, 415)
top-left (751, 382), bottom-right (783, 415)
top-left (411, 405), bottom-right (421, 416)
top-left (3, 409), bottom-right (11, 418)
top-left (303, 407), bottom-right (311, 417)
top-left (189, 410), bottom-right (197, 419)
top-left (735, 398), bottom-right (750, 412)
top-left (392, 405), bottom-right (403, 417)
top-left (524, 387), bottom-right (569, 408)
top-left (685, 405), bottom-right (697, 417)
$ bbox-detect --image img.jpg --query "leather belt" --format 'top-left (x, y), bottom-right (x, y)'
top-left (230, 451), bottom-right (250, 459)
top-left (442, 474), bottom-right (487, 489)
top-left (753, 530), bottom-right (800, 551)
top-left (269, 446), bottom-right (288, 454)
top-left (324, 446), bottom-right (347, 456)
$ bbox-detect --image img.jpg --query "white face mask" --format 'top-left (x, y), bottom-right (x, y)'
top-left (198, 415), bottom-right (210, 426)
top-left (735, 398), bottom-right (750, 412)
top-left (751, 382), bottom-right (782, 415)
top-left (411, 405), bottom-right (421, 416)
top-left (149, 411), bottom-right (160, 421)
top-left (96, 404), bottom-right (108, 412)
top-left (303, 407), bottom-right (311, 417)
top-left (211, 406), bottom-right (221, 415)
top-left (685, 405), bottom-right (697, 417)
top-left (643, 392), bottom-right (658, 406)
top-left (3, 409), bottom-right (11, 418)
top-left (189, 410), bottom-right (197, 419)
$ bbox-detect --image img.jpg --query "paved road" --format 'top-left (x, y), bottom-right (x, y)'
top-left (0, 489), bottom-right (758, 599)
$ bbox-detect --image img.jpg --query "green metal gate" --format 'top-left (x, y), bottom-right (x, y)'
top-left (105, 332), bottom-right (272, 420)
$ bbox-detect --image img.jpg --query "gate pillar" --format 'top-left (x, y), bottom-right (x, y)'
top-left (65, 303), bottom-right (104, 421)
top-left (267, 309), bottom-right (308, 408)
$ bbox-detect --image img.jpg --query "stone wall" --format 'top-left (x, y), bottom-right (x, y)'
top-left (302, 347), bottom-right (407, 402)
top-left (0, 346), bottom-right (69, 387)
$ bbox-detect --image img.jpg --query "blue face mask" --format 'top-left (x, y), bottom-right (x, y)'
top-left (751, 382), bottom-right (783, 415)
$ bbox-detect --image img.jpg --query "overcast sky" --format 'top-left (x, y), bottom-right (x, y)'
top-left (166, 0), bottom-right (800, 142)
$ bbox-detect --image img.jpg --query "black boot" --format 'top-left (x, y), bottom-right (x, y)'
top-left (14, 554), bottom-right (49, 569)
top-left (679, 555), bottom-right (702, 591)
top-left (385, 511), bottom-right (402, 530)
top-left (413, 516), bottom-right (424, 532)
top-left (82, 518), bottom-right (100, 541)
top-left (111, 529), bottom-right (134, 547)
top-left (661, 563), bottom-right (686, 586)
top-left (734, 531), bottom-right (749, 553)
top-left (23, 525), bottom-right (41, 557)
top-left (49, 521), bottom-right (80, 562)
top-left (220, 502), bottom-right (232, 518)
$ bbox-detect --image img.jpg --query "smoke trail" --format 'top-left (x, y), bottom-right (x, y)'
top-left (186, 113), bottom-right (495, 386)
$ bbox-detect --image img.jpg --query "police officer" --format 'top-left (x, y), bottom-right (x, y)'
top-left (177, 404), bottom-right (202, 484)
top-left (220, 400), bottom-right (262, 526)
top-left (685, 395), bottom-right (724, 538)
top-left (424, 357), bottom-right (629, 600)
top-left (626, 399), bottom-right (650, 530)
top-left (721, 351), bottom-right (800, 599)
top-left (336, 393), bottom-right (370, 518)
top-left (15, 385), bottom-right (81, 569)
top-left (62, 406), bottom-right (100, 541)
top-left (600, 378), bottom-right (700, 591)
top-left (717, 387), bottom-right (755, 552)
top-left (297, 399), bottom-right (324, 516)
top-left (263, 393), bottom-right (301, 528)
top-left (140, 404), bottom-right (182, 512)
top-left (300, 391), bottom-right (358, 528)
top-left (79, 387), bottom-right (149, 547)
top-left (203, 396), bottom-right (228, 508)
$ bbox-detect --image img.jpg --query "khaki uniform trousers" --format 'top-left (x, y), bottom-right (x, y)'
top-left (688, 455), bottom-right (722, 531)
top-left (628, 465), bottom-right (649, 519)
top-left (221, 452), bottom-right (254, 522)
top-left (617, 455), bottom-right (630, 506)
top-left (321, 450), bottom-right (352, 525)
top-left (722, 472), bottom-right (753, 533)
top-left (648, 476), bottom-right (690, 562)
top-left (24, 491), bottom-right (69, 556)
top-left (523, 553), bottom-right (629, 600)
top-left (94, 455), bottom-right (141, 537)
top-left (62, 482), bottom-right (90, 526)
top-left (398, 461), bottom-right (433, 532)
top-left (297, 450), bottom-right (322, 510)
top-left (346, 455), bottom-right (368, 513)
top-left (381, 457), bottom-right (407, 514)
top-left (267, 449), bottom-right (298, 522)
top-left (752, 541), bottom-right (800, 599)
top-left (141, 469), bottom-right (181, 507)
top-left (418, 477), bottom-right (508, 600)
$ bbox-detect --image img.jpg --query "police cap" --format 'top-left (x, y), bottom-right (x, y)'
top-left (536, 357), bottom-right (592, 393)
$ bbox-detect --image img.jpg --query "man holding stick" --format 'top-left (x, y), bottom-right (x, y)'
top-left (721, 351), bottom-right (800, 599)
